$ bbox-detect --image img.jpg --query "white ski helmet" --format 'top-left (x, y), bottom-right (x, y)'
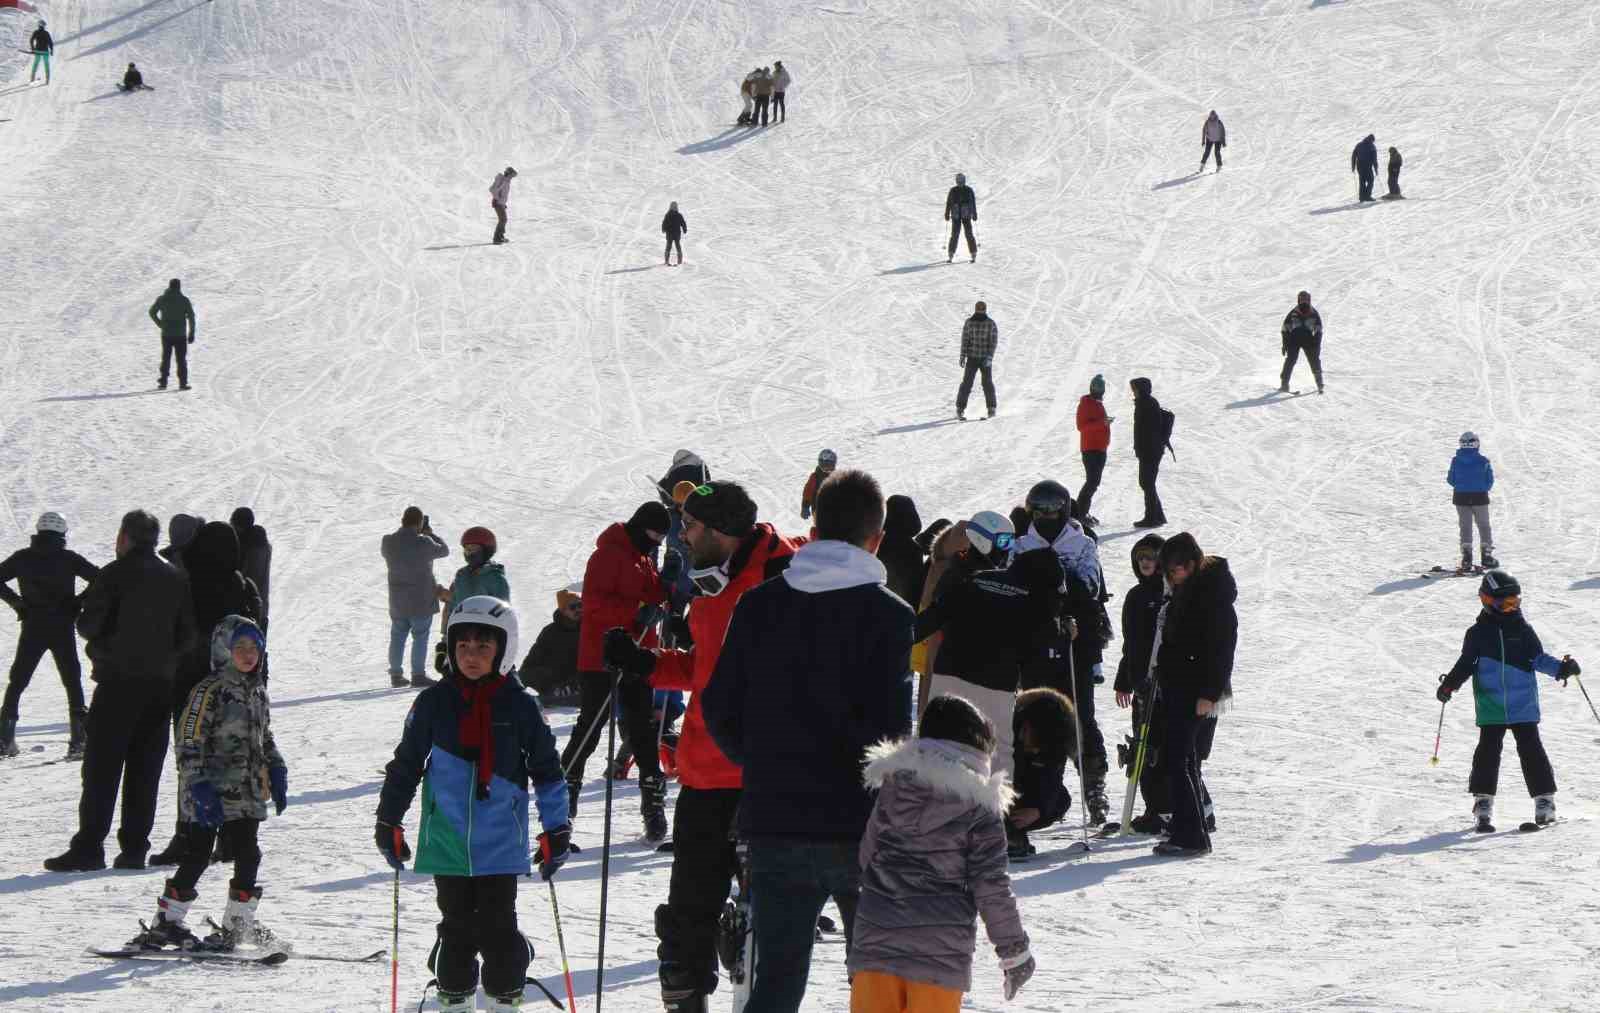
top-left (446, 596), bottom-right (520, 676)
top-left (36, 512), bottom-right (67, 535)
top-left (817, 448), bottom-right (838, 471)
top-left (1459, 431), bottom-right (1480, 450)
top-left (965, 510), bottom-right (1015, 557)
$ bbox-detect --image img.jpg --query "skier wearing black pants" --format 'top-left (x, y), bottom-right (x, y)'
top-left (1130, 378), bottom-right (1169, 528)
top-left (1280, 291), bottom-right (1324, 394)
top-left (944, 173), bottom-right (978, 263)
top-left (662, 202), bottom-right (687, 266)
top-left (1351, 133), bottom-right (1379, 202)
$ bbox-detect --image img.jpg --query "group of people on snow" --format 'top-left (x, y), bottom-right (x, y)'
top-left (737, 62), bottom-right (791, 127)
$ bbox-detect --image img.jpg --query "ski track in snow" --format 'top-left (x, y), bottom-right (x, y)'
top-left (2, 0), bottom-right (1600, 1009)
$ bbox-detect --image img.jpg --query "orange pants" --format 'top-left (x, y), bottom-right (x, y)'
top-left (851, 970), bottom-right (963, 1013)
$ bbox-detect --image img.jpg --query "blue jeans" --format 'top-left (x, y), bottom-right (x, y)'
top-left (388, 614), bottom-right (433, 675)
top-left (746, 836), bottom-right (859, 1013)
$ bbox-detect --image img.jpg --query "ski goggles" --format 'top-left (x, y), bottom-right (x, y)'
top-left (1028, 499), bottom-right (1068, 520)
top-left (968, 523), bottom-right (1015, 553)
top-left (1480, 592), bottom-right (1521, 614)
top-left (689, 562), bottom-right (732, 597)
top-left (1133, 549), bottom-right (1160, 565)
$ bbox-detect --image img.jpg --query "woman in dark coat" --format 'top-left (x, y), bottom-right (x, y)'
top-left (877, 495), bottom-right (929, 606)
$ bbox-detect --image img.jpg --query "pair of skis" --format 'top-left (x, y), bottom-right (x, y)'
top-left (1099, 598), bottom-right (1169, 837)
top-left (87, 945), bottom-right (386, 966)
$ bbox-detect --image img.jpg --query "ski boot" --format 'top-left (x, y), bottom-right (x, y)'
top-left (150, 825), bottom-right (189, 867)
top-left (1481, 548), bottom-right (1499, 569)
top-left (1472, 794), bottom-right (1495, 833)
top-left (65, 708), bottom-right (87, 760)
top-left (565, 776), bottom-right (581, 820)
top-left (129, 882), bottom-right (201, 950)
top-left (1086, 778), bottom-right (1110, 827)
top-left (0, 716), bottom-right (18, 758)
top-left (204, 885), bottom-right (283, 952)
top-left (1129, 811), bottom-right (1169, 835)
top-left (662, 961), bottom-right (710, 1013)
top-left (485, 994), bottom-right (524, 1011)
top-left (388, 669), bottom-right (407, 688)
top-left (434, 991), bottom-right (475, 1013)
top-left (1457, 550), bottom-right (1473, 575)
top-left (1005, 827), bottom-right (1035, 861)
top-left (1534, 794), bottom-right (1556, 827)
top-left (640, 773), bottom-right (669, 843)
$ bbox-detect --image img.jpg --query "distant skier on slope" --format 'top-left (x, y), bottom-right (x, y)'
top-left (662, 201), bottom-right (687, 266)
top-left (955, 300), bottom-right (998, 421)
top-left (1447, 432), bottom-right (1497, 571)
top-left (149, 279), bottom-right (195, 391)
top-left (1351, 134), bottom-right (1379, 202)
top-left (1385, 146), bottom-right (1403, 198)
top-left (1201, 111), bottom-right (1226, 172)
top-left (771, 60), bottom-right (792, 122)
top-left (119, 63), bottom-right (148, 92)
top-left (1279, 290), bottom-right (1324, 394)
top-left (945, 173), bottom-right (979, 263)
top-left (799, 448), bottom-right (837, 521)
top-left (752, 66), bottom-right (775, 126)
top-left (28, 21), bottom-right (53, 85)
top-left (489, 166), bottom-right (516, 245)
top-left (738, 68), bottom-right (757, 125)
top-left (1074, 374), bottom-right (1113, 525)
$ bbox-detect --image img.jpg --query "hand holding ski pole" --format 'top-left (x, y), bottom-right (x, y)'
top-left (1429, 678), bottom-right (1448, 765)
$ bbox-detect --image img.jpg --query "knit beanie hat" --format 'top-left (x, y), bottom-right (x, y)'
top-left (556, 589), bottom-right (581, 611)
top-left (1089, 374), bottom-right (1106, 396)
top-left (682, 481), bottom-right (758, 537)
top-left (626, 502), bottom-right (671, 537)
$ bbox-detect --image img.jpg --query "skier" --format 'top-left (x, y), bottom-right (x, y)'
top-left (1280, 290), bottom-right (1325, 394)
top-left (753, 66), bottom-right (775, 126)
top-left (160, 513), bottom-right (204, 573)
top-left (1351, 133), bottom-right (1379, 202)
top-left (944, 172), bottom-right (978, 263)
top-left (771, 60), bottom-right (792, 122)
top-left (229, 508), bottom-right (272, 629)
top-left (27, 20), bottom-right (52, 85)
top-left (562, 503), bottom-right (671, 842)
top-left (1130, 378), bottom-right (1170, 528)
top-left (1008, 687), bottom-right (1077, 859)
top-left (1150, 533), bottom-right (1236, 858)
top-left (955, 300), bottom-right (998, 421)
top-left (1113, 534), bottom-right (1170, 833)
top-left (376, 597), bottom-right (571, 1013)
top-left (1074, 374), bottom-right (1112, 524)
top-left (799, 448), bottom-right (837, 520)
top-left (1385, 146), bottom-right (1403, 198)
top-left (0, 513), bottom-right (100, 760)
top-left (129, 616), bottom-right (287, 952)
top-left (599, 481), bottom-right (798, 1012)
top-left (1447, 432), bottom-right (1497, 571)
top-left (439, 527), bottom-right (509, 622)
top-left (489, 166), bottom-right (516, 245)
top-left (149, 279), bottom-right (195, 391)
top-left (738, 69), bottom-right (757, 126)
top-left (518, 590), bottom-right (583, 708)
top-left (850, 694), bottom-right (1035, 1009)
top-left (662, 201), bottom-right (687, 266)
top-left (119, 63), bottom-right (146, 92)
top-left (1201, 111), bottom-right (1226, 172)
top-left (382, 507), bottom-right (449, 688)
top-left (1436, 570), bottom-right (1579, 832)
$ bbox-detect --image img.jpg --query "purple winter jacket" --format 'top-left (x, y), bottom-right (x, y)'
top-left (848, 737), bottom-right (1031, 992)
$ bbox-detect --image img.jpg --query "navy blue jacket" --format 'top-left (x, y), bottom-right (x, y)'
top-left (1442, 609), bottom-right (1562, 727)
top-left (1447, 448), bottom-right (1494, 506)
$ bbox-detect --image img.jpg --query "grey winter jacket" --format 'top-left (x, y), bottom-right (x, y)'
top-left (381, 527), bottom-right (449, 619)
top-left (849, 738), bottom-right (1031, 993)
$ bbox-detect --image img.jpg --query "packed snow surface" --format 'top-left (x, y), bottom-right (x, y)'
top-left (2, 0), bottom-right (1599, 1009)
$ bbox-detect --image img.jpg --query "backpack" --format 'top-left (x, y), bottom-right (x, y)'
top-left (1159, 408), bottom-right (1176, 459)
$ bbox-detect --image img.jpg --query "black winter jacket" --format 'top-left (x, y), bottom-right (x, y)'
top-left (1154, 557), bottom-right (1237, 703)
top-left (914, 549), bottom-right (1063, 693)
top-left (1114, 534), bottom-right (1168, 694)
top-left (945, 184), bottom-right (977, 221)
top-left (519, 610), bottom-right (580, 700)
top-left (661, 210), bottom-right (687, 238)
top-left (78, 546), bottom-right (196, 684)
top-left (149, 286), bottom-right (194, 340)
top-left (181, 523), bottom-right (263, 696)
top-left (0, 532), bottom-right (99, 626)
top-left (1130, 377), bottom-right (1165, 461)
top-left (1011, 693), bottom-right (1073, 830)
top-left (234, 523), bottom-right (272, 625)
top-left (29, 28), bottom-right (52, 54)
top-left (876, 495), bottom-right (929, 607)
top-left (1352, 135), bottom-right (1378, 173)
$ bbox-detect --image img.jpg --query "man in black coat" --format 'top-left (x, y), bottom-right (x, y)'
top-left (149, 279), bottom-right (195, 390)
top-left (1280, 290), bottom-right (1325, 394)
top-left (45, 511), bottom-right (196, 872)
top-left (1130, 377), bottom-right (1169, 528)
top-left (519, 590), bottom-right (582, 707)
top-left (944, 172), bottom-right (978, 263)
top-left (0, 513), bottom-right (99, 759)
top-left (1351, 134), bottom-right (1379, 202)
top-left (662, 202), bottom-right (687, 266)
top-left (230, 507), bottom-right (272, 628)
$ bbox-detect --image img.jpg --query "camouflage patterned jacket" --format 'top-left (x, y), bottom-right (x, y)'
top-left (177, 616), bottom-right (285, 822)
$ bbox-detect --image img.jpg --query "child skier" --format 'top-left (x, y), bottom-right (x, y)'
top-left (1447, 431), bottom-right (1497, 571)
top-left (433, 526), bottom-right (510, 675)
top-left (130, 616), bottom-right (287, 952)
top-left (376, 597), bottom-right (570, 1013)
top-left (1113, 533), bottom-right (1169, 832)
top-left (799, 448), bottom-right (837, 520)
top-left (850, 694), bottom-right (1035, 1011)
top-left (1436, 570), bottom-right (1580, 832)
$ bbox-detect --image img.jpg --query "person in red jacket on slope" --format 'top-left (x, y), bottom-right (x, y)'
top-left (1074, 374), bottom-right (1113, 525)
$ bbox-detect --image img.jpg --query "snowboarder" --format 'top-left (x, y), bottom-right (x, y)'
top-left (944, 173), bottom-right (978, 263)
top-left (662, 201), bottom-right (687, 266)
top-left (1280, 290), bottom-right (1324, 394)
top-left (0, 512), bottom-right (100, 760)
top-left (149, 279), bottom-right (195, 391)
top-left (1201, 111), bottom-right (1225, 172)
top-left (1008, 687), bottom-right (1077, 859)
top-left (1130, 378), bottom-right (1169, 528)
top-left (771, 60), bottom-right (792, 122)
top-left (1074, 374), bottom-right (1112, 524)
top-left (433, 526), bottom-right (510, 678)
top-left (119, 63), bottom-right (147, 92)
top-left (489, 166), bottom-right (516, 245)
top-left (1447, 432), bottom-right (1497, 571)
top-left (1352, 133), bottom-right (1379, 202)
top-left (376, 597), bottom-right (571, 1013)
top-left (799, 448), bottom-right (837, 521)
top-left (518, 590), bottom-right (583, 708)
top-left (28, 21), bottom-right (52, 85)
top-left (738, 69), bottom-right (757, 125)
top-left (1435, 570), bottom-right (1580, 832)
top-left (955, 300), bottom-right (998, 420)
top-left (753, 66), bottom-right (775, 126)
top-left (1386, 146), bottom-right (1403, 198)
top-left (1113, 534), bottom-right (1169, 833)
top-left (850, 694), bottom-right (1036, 1008)
top-left (381, 507), bottom-right (449, 688)
top-left (129, 616), bottom-right (287, 953)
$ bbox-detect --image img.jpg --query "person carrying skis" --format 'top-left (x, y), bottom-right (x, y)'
top-left (28, 20), bottom-right (52, 85)
top-left (944, 173), bottom-right (978, 263)
top-left (1074, 374), bottom-right (1112, 525)
top-left (1008, 687), bottom-right (1077, 859)
top-left (662, 201), bottom-right (687, 266)
top-left (1386, 146), bottom-right (1403, 198)
top-left (1130, 377), bottom-right (1169, 528)
top-left (1113, 533), bottom-right (1169, 833)
top-left (1352, 133), bottom-right (1379, 202)
top-left (376, 597), bottom-right (571, 1013)
top-left (799, 448), bottom-right (837, 520)
top-left (955, 300), bottom-right (998, 420)
top-left (1201, 111), bottom-right (1226, 172)
top-left (120, 63), bottom-right (145, 92)
top-left (0, 512), bottom-right (100, 760)
top-left (149, 279), bottom-right (195, 390)
top-left (1435, 570), bottom-right (1580, 832)
top-left (771, 60), bottom-right (792, 122)
top-left (129, 616), bottom-right (287, 953)
top-left (489, 166), bottom-right (516, 245)
top-left (1280, 290), bottom-right (1325, 394)
top-left (1447, 432), bottom-right (1497, 571)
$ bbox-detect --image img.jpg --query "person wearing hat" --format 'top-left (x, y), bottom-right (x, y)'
top-left (28, 20), bottom-right (53, 85)
top-left (662, 201), bottom-right (688, 266)
top-left (601, 480), bottom-right (800, 1011)
top-left (738, 67), bottom-right (759, 125)
top-left (149, 279), bottom-right (195, 390)
top-left (1074, 374), bottom-right (1113, 524)
top-left (799, 448), bottom-right (837, 521)
top-left (520, 590), bottom-right (583, 708)
top-left (489, 166), bottom-right (517, 245)
top-left (565, 503), bottom-right (673, 842)
top-left (956, 300), bottom-right (998, 420)
top-left (432, 527), bottom-right (510, 681)
top-left (944, 172), bottom-right (979, 263)
top-left (1447, 432), bottom-right (1497, 571)
top-left (0, 513), bottom-right (100, 760)
top-left (1280, 290), bottom-right (1324, 394)
top-left (771, 60), bottom-right (792, 122)
top-left (119, 63), bottom-right (146, 92)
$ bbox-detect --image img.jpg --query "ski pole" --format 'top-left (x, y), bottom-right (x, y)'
top-left (390, 829), bottom-right (402, 1013)
top-left (1429, 699), bottom-right (1446, 766)
top-left (548, 881), bottom-right (578, 1013)
top-left (1067, 645), bottom-right (1092, 853)
top-left (595, 669), bottom-right (621, 1013)
top-left (1574, 675), bottom-right (1600, 726)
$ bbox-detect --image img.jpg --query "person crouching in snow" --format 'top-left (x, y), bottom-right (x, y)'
top-left (1007, 687), bottom-right (1077, 860)
top-left (375, 597), bottom-right (571, 1013)
top-left (130, 616), bottom-right (286, 953)
top-left (851, 694), bottom-right (1035, 1011)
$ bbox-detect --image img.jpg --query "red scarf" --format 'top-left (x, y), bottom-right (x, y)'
top-left (457, 674), bottom-right (508, 798)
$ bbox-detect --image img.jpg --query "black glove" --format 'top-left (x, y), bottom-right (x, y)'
top-left (1557, 656), bottom-right (1581, 684)
top-left (269, 766), bottom-right (288, 815)
top-left (603, 627), bottom-right (655, 678)
top-left (537, 823), bottom-right (571, 880)
top-left (433, 639), bottom-right (448, 674)
top-left (665, 613), bottom-right (693, 650)
top-left (376, 821), bottom-right (411, 870)
top-left (660, 551), bottom-right (684, 588)
top-left (1436, 677), bottom-right (1453, 704)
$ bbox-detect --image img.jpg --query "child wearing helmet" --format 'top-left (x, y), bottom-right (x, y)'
top-left (376, 597), bottom-right (571, 1013)
top-left (433, 527), bottom-right (510, 676)
top-left (1436, 571), bottom-right (1581, 832)
top-left (1446, 432), bottom-right (1497, 571)
top-left (799, 449), bottom-right (838, 521)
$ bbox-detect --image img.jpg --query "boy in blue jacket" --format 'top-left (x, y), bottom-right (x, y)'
top-left (376, 597), bottom-right (571, 1013)
top-left (1446, 431), bottom-right (1497, 571)
top-left (1436, 570), bottom-right (1580, 832)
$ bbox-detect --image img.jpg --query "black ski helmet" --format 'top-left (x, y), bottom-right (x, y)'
top-left (1025, 479), bottom-right (1072, 517)
top-left (1479, 569), bottom-right (1520, 600)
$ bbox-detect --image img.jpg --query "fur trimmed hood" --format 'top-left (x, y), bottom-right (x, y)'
top-left (863, 737), bottom-right (1015, 815)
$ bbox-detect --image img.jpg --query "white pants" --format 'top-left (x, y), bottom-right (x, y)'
top-left (927, 673), bottom-right (1015, 779)
top-left (741, 95), bottom-right (754, 116)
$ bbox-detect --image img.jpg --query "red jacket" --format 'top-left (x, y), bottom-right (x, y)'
top-left (577, 523), bottom-right (666, 672)
top-left (1076, 395), bottom-right (1110, 452)
top-left (650, 524), bottom-right (799, 790)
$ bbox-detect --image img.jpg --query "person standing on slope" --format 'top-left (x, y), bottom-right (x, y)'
top-left (1130, 378), bottom-right (1170, 528)
top-left (799, 448), bottom-right (837, 521)
top-left (955, 300), bottom-right (998, 421)
top-left (753, 67), bottom-right (775, 126)
top-left (434, 527), bottom-right (511, 678)
top-left (1201, 111), bottom-right (1226, 172)
top-left (0, 513), bottom-right (100, 760)
top-left (28, 21), bottom-right (52, 85)
top-left (944, 173), bottom-right (979, 263)
top-left (1447, 432), bottom-right (1497, 571)
top-left (1074, 374), bottom-right (1113, 525)
top-left (771, 60), bottom-right (792, 122)
top-left (1279, 290), bottom-right (1324, 394)
top-left (149, 279), bottom-right (195, 391)
top-left (662, 202), bottom-right (687, 266)
top-left (229, 508), bottom-right (272, 632)
top-left (1113, 533), bottom-right (1169, 833)
top-left (1352, 134), bottom-right (1379, 202)
top-left (381, 507), bottom-right (449, 688)
top-left (1385, 146), bottom-right (1403, 198)
top-left (489, 166), bottom-right (516, 245)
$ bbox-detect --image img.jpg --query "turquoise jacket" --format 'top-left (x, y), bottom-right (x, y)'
top-left (447, 561), bottom-right (509, 614)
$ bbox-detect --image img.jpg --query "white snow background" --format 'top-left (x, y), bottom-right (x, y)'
top-left (2, 0), bottom-right (1599, 1009)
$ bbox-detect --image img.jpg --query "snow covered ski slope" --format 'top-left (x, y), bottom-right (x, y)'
top-left (3, 0), bottom-right (1600, 1009)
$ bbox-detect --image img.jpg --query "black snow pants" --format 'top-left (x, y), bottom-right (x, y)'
top-left (493, 202), bottom-right (508, 243)
top-left (1281, 334), bottom-right (1324, 390)
top-left (1358, 168), bottom-right (1376, 201)
top-left (561, 671), bottom-right (661, 794)
top-left (955, 359), bottom-right (995, 416)
top-left (172, 818), bottom-right (261, 894)
top-left (70, 676), bottom-right (171, 859)
top-left (1076, 451), bottom-right (1106, 521)
top-left (1021, 639), bottom-right (1107, 779)
top-left (432, 874), bottom-right (528, 999)
top-left (1387, 166), bottom-right (1402, 197)
top-left (159, 335), bottom-right (188, 387)
top-left (947, 218), bottom-right (976, 260)
top-left (1130, 692), bottom-right (1170, 815)
top-left (1469, 723), bottom-right (1556, 798)
top-left (1, 622), bottom-right (84, 720)
top-left (664, 235), bottom-right (683, 263)
top-left (772, 91), bottom-right (786, 122)
top-left (1161, 691), bottom-right (1213, 851)
top-left (1137, 455), bottom-right (1166, 525)
top-left (657, 786), bottom-right (742, 997)
top-left (1201, 141), bottom-right (1222, 170)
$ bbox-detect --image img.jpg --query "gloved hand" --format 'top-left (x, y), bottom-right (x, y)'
top-left (269, 766), bottom-right (288, 815)
top-left (603, 628), bottom-right (655, 678)
top-left (1436, 682), bottom-right (1453, 704)
top-left (800, 504), bottom-right (811, 520)
top-left (1092, 662), bottom-right (1105, 685)
top-left (190, 780), bottom-right (224, 829)
top-left (1557, 656), bottom-right (1581, 684)
top-left (433, 639), bottom-right (449, 675)
top-left (999, 944), bottom-right (1035, 1000)
top-left (537, 823), bottom-right (571, 880)
top-left (660, 551), bottom-right (683, 588)
top-left (375, 821), bottom-right (411, 870)
top-left (665, 613), bottom-right (693, 650)
top-left (188, 334), bottom-right (196, 345)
